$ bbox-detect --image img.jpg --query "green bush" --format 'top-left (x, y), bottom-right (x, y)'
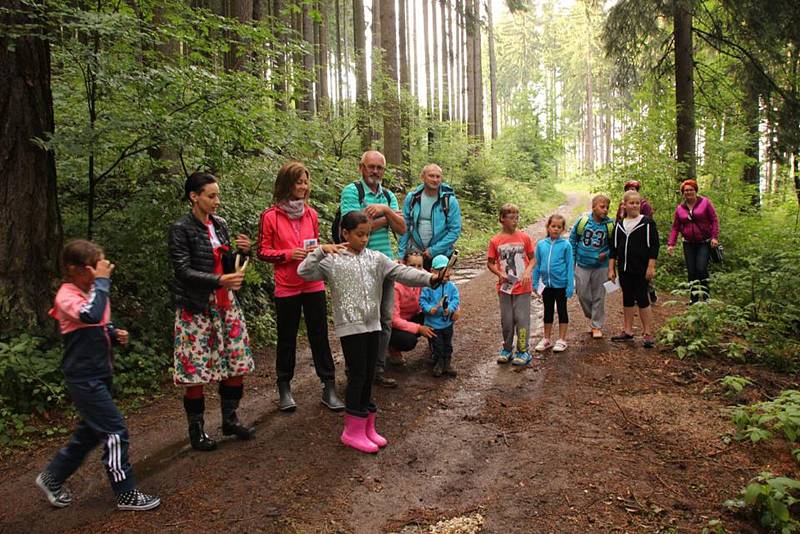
top-left (725, 472), bottom-right (800, 532)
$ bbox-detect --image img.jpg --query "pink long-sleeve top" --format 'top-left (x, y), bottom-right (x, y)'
top-left (667, 196), bottom-right (720, 246)
top-left (392, 282), bottom-right (423, 334)
top-left (257, 205), bottom-right (325, 298)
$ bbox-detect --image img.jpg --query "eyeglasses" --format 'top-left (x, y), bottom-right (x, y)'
top-left (364, 164), bottom-right (385, 171)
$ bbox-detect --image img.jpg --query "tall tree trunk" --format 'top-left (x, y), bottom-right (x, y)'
top-left (315, 1), bottom-right (330, 113)
top-left (742, 64), bottom-right (761, 206)
top-left (459, 0), bottom-right (467, 124)
top-left (410, 0), bottom-right (418, 100)
top-left (272, 0), bottom-right (287, 110)
top-left (399, 0), bottom-right (410, 93)
top-left (466, 0), bottom-right (483, 139)
top-left (466, 0), bottom-right (475, 136)
top-left (335, 0), bottom-right (344, 114)
top-left (299, 3), bottom-right (316, 113)
top-left (431, 0), bottom-right (439, 120)
top-left (371, 0), bottom-right (381, 142)
top-left (423, 0), bottom-right (432, 113)
top-left (354, 0), bottom-right (370, 150)
top-left (486, 0), bottom-right (497, 139)
top-left (0, 1), bottom-right (62, 331)
top-left (225, 0), bottom-right (254, 71)
top-left (585, 63), bottom-right (594, 173)
top-left (440, 0), bottom-right (450, 121)
top-left (674, 0), bottom-right (695, 180)
top-left (381, 0), bottom-right (401, 166)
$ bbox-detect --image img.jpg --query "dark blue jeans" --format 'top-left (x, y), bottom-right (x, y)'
top-left (429, 324), bottom-right (454, 361)
top-left (683, 241), bottom-right (711, 302)
top-left (46, 378), bottom-right (136, 494)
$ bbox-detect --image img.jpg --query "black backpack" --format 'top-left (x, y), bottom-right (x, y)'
top-left (331, 181), bottom-right (392, 243)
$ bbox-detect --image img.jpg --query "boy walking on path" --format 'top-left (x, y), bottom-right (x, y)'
top-left (570, 195), bottom-right (614, 338)
top-left (487, 204), bottom-right (536, 366)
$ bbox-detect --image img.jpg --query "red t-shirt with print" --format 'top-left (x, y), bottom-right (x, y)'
top-left (487, 231), bottom-right (535, 295)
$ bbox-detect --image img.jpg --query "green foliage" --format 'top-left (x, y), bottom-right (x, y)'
top-left (0, 335), bottom-right (65, 415)
top-left (725, 472), bottom-right (800, 533)
top-left (719, 375), bottom-right (754, 396)
top-left (658, 298), bottom-right (749, 360)
top-left (730, 390), bottom-right (800, 453)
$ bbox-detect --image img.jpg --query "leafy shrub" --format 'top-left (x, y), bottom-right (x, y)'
top-left (719, 375), bottom-right (754, 396)
top-left (730, 390), bottom-right (800, 457)
top-left (725, 472), bottom-right (800, 532)
top-left (658, 297), bottom-right (749, 360)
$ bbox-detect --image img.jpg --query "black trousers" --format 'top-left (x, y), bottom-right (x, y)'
top-left (429, 324), bottom-right (454, 360)
top-left (542, 287), bottom-right (569, 324)
top-left (388, 312), bottom-right (424, 352)
top-left (274, 291), bottom-right (335, 384)
top-left (340, 331), bottom-right (381, 417)
top-left (683, 241), bottom-right (710, 303)
top-left (619, 271), bottom-right (650, 309)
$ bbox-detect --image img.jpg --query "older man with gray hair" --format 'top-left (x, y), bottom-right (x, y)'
top-left (338, 151), bottom-right (406, 387)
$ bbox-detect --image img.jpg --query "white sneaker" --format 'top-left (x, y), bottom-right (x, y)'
top-left (534, 338), bottom-right (552, 352)
top-left (553, 339), bottom-right (568, 352)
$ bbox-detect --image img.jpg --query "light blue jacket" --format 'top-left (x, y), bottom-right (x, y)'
top-left (569, 213), bottom-right (614, 269)
top-left (398, 183), bottom-right (462, 258)
top-left (419, 281), bottom-right (460, 330)
top-left (533, 237), bottom-right (574, 298)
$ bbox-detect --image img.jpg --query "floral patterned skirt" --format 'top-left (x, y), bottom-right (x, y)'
top-left (173, 293), bottom-right (255, 386)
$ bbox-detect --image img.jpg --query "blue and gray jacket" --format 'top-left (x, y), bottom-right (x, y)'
top-left (398, 183), bottom-right (462, 258)
top-left (569, 212), bottom-right (614, 269)
top-left (533, 237), bottom-right (575, 298)
top-left (419, 281), bottom-right (460, 330)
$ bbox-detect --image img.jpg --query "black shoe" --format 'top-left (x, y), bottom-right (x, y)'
top-left (35, 471), bottom-right (73, 508)
top-left (643, 336), bottom-right (655, 349)
top-left (432, 359), bottom-right (444, 377)
top-left (374, 373), bottom-right (398, 388)
top-left (117, 489), bottom-right (161, 511)
top-left (321, 380), bottom-right (345, 411)
top-left (277, 381), bottom-right (297, 412)
top-left (220, 392), bottom-right (256, 440)
top-left (187, 414), bottom-right (218, 451)
top-left (611, 332), bottom-right (634, 342)
top-left (443, 358), bottom-right (457, 377)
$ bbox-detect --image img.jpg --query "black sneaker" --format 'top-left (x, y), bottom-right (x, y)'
top-left (117, 489), bottom-right (161, 511)
top-left (36, 471), bottom-right (73, 508)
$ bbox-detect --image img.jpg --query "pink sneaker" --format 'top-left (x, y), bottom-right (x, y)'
top-left (340, 414), bottom-right (379, 454)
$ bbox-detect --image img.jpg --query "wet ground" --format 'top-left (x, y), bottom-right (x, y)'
top-left (0, 195), bottom-right (793, 533)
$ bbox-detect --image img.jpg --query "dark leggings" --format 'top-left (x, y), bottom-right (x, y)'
top-left (340, 331), bottom-right (380, 417)
top-left (619, 271), bottom-right (650, 309)
top-left (683, 241), bottom-right (710, 302)
top-left (388, 313), bottom-right (424, 352)
top-left (184, 376), bottom-right (243, 399)
top-left (274, 291), bottom-right (335, 383)
top-left (542, 287), bottom-right (568, 324)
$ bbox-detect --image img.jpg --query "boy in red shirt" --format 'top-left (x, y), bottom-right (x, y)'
top-left (487, 204), bottom-right (536, 366)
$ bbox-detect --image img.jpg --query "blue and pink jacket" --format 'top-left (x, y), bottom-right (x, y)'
top-left (49, 279), bottom-right (120, 382)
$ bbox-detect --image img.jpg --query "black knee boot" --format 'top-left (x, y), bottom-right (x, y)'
top-left (183, 397), bottom-right (217, 451)
top-left (219, 383), bottom-right (255, 440)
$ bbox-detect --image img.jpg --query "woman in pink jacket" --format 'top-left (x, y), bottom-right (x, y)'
top-left (667, 179), bottom-right (720, 303)
top-left (388, 252), bottom-right (436, 364)
top-left (257, 162), bottom-right (344, 412)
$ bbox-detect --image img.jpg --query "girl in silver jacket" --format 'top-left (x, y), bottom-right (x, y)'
top-left (298, 210), bottom-right (439, 454)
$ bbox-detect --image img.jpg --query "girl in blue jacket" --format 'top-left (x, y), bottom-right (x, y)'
top-left (533, 214), bottom-right (574, 353)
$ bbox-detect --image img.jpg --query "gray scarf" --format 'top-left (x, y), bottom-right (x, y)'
top-left (279, 199), bottom-right (306, 219)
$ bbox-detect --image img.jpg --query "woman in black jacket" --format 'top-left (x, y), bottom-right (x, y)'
top-left (608, 190), bottom-right (659, 348)
top-left (168, 172), bottom-right (256, 451)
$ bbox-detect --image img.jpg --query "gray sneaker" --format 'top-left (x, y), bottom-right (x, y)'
top-left (36, 471), bottom-right (73, 508)
top-left (117, 489), bottom-right (161, 511)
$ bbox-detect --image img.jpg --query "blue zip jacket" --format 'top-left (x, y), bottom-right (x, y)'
top-left (533, 237), bottom-right (574, 297)
top-left (419, 281), bottom-right (460, 330)
top-left (398, 183), bottom-right (462, 258)
top-left (569, 212), bottom-right (614, 269)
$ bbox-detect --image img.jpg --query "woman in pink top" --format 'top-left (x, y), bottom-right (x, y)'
top-left (388, 252), bottom-right (437, 364)
top-left (257, 162), bottom-right (344, 412)
top-left (667, 179), bottom-right (720, 303)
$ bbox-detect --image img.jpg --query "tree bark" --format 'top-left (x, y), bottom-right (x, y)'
top-left (486, 0), bottom-right (497, 139)
top-left (399, 0), bottom-right (410, 93)
top-left (431, 0), bottom-right (439, 120)
top-left (315, 1), bottom-right (330, 113)
top-left (381, 0), bottom-right (402, 166)
top-left (742, 64), bottom-right (761, 206)
top-left (674, 0), bottom-right (696, 180)
top-left (353, 0), bottom-right (370, 150)
top-left (335, 0), bottom-right (344, 114)
top-left (272, 0), bottom-right (287, 110)
top-left (0, 2), bottom-right (62, 331)
top-left (440, 0), bottom-right (450, 121)
top-left (225, 0), bottom-right (254, 71)
top-left (370, 0), bottom-right (381, 142)
top-left (298, 3), bottom-right (316, 113)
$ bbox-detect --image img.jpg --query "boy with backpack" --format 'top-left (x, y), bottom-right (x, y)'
top-left (569, 195), bottom-right (614, 339)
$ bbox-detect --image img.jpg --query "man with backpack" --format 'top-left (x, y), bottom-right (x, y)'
top-left (398, 164), bottom-right (462, 271)
top-left (337, 151), bottom-right (406, 387)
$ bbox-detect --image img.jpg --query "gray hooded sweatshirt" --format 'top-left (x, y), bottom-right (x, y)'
top-left (298, 247), bottom-right (432, 338)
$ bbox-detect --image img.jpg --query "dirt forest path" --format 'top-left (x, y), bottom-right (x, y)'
top-left (0, 193), bottom-right (778, 533)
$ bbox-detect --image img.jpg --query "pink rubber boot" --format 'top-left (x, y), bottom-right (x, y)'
top-left (340, 414), bottom-right (379, 453)
top-left (366, 412), bottom-right (387, 448)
